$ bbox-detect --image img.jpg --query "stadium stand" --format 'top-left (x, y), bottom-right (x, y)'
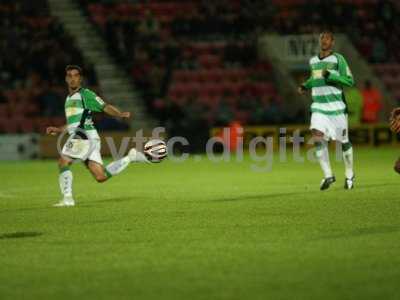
top-left (78, 0), bottom-right (284, 131)
top-left (0, 0), bottom-right (98, 133)
top-left (3, 0), bottom-right (397, 134)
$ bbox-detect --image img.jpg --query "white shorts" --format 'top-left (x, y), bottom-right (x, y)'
top-left (61, 138), bottom-right (103, 165)
top-left (310, 112), bottom-right (349, 143)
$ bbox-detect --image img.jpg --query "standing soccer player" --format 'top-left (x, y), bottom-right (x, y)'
top-left (46, 65), bottom-right (161, 207)
top-left (298, 31), bottom-right (355, 190)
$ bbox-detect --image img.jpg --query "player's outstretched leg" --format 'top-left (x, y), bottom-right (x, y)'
top-left (105, 148), bottom-right (150, 178)
top-left (86, 160), bottom-right (110, 183)
top-left (103, 149), bottom-right (149, 179)
top-left (342, 142), bottom-right (355, 189)
top-left (128, 148), bottom-right (150, 164)
top-left (54, 156), bottom-right (75, 207)
top-left (87, 149), bottom-right (149, 183)
top-left (313, 130), bottom-right (335, 190)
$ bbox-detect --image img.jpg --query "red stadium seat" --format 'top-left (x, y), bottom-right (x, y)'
top-left (0, 104), bottom-right (8, 118)
top-left (88, 4), bottom-right (105, 16)
top-left (226, 69), bottom-right (248, 81)
top-left (173, 70), bottom-right (191, 83)
top-left (115, 3), bottom-right (135, 16)
top-left (209, 83), bottom-right (226, 97)
top-left (0, 119), bottom-right (18, 133)
top-left (4, 90), bottom-right (17, 103)
top-left (91, 15), bottom-right (107, 28)
top-left (34, 117), bottom-right (52, 134)
top-left (19, 119), bottom-right (35, 133)
top-left (221, 82), bottom-right (243, 95)
top-left (199, 55), bottom-right (222, 69)
top-left (205, 69), bottom-right (224, 82)
top-left (235, 111), bottom-right (250, 123)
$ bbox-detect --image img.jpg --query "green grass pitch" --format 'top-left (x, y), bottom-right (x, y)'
top-left (0, 147), bottom-right (399, 300)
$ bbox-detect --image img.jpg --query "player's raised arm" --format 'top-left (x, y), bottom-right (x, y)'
top-left (103, 104), bottom-right (131, 119)
top-left (81, 88), bottom-right (131, 118)
top-left (323, 54), bottom-right (354, 87)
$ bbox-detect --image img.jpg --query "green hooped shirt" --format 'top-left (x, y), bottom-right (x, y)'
top-left (303, 52), bottom-right (354, 116)
top-left (64, 88), bottom-right (106, 139)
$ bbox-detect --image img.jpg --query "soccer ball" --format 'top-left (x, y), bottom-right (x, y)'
top-left (144, 139), bottom-right (167, 163)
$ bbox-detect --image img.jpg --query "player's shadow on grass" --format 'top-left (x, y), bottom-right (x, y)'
top-left (80, 196), bottom-right (137, 206)
top-left (211, 191), bottom-right (301, 202)
top-left (0, 206), bottom-right (53, 214)
top-left (211, 182), bottom-right (399, 203)
top-left (356, 183), bottom-right (399, 189)
top-left (0, 231), bottom-right (43, 240)
top-left (312, 225), bottom-right (400, 241)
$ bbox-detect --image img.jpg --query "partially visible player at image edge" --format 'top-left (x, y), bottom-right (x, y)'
top-left (298, 31), bottom-right (355, 190)
top-left (389, 106), bottom-right (400, 174)
top-left (46, 65), bottom-right (166, 207)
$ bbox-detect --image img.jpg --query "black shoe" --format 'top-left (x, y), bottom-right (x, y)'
top-left (320, 176), bottom-right (336, 190)
top-left (344, 175), bottom-right (355, 190)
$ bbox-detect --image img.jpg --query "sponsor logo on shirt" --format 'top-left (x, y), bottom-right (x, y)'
top-left (95, 96), bottom-right (105, 105)
top-left (313, 70), bottom-right (323, 79)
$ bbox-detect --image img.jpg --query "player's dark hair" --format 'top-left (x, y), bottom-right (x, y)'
top-left (65, 65), bottom-right (83, 76)
top-left (320, 30), bottom-right (334, 40)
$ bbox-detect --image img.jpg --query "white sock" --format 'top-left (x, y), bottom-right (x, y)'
top-left (343, 146), bottom-right (354, 179)
top-left (59, 170), bottom-right (73, 198)
top-left (105, 156), bottom-right (131, 177)
top-left (129, 149), bottom-right (150, 163)
top-left (315, 142), bottom-right (333, 178)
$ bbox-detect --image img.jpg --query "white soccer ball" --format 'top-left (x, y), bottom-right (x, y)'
top-left (144, 139), bottom-right (167, 163)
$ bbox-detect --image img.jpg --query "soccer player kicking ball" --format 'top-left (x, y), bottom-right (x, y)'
top-left (46, 65), bottom-right (154, 207)
top-left (298, 31), bottom-right (355, 190)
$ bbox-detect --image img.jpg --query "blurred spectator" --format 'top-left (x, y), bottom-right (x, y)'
top-left (263, 97), bottom-right (282, 124)
top-left (153, 98), bottom-right (168, 124)
top-left (148, 64), bottom-right (165, 98)
top-left (37, 81), bottom-right (64, 117)
top-left (105, 13), bottom-right (120, 56)
top-left (0, 91), bottom-right (6, 104)
top-left (182, 94), bottom-right (209, 151)
top-left (362, 80), bottom-right (382, 123)
top-left (215, 98), bottom-right (234, 126)
top-left (371, 37), bottom-right (387, 63)
top-left (346, 86), bottom-right (363, 126)
top-left (237, 90), bottom-right (255, 111)
top-left (227, 121), bottom-right (243, 152)
top-left (249, 97), bottom-right (265, 125)
top-left (179, 50), bottom-right (199, 70)
top-left (137, 11), bottom-right (160, 42)
top-left (165, 99), bottom-right (185, 140)
top-left (84, 63), bottom-right (98, 87)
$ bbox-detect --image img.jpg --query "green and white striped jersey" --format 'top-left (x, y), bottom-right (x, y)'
top-left (64, 88), bottom-right (106, 139)
top-left (303, 52), bottom-right (354, 116)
